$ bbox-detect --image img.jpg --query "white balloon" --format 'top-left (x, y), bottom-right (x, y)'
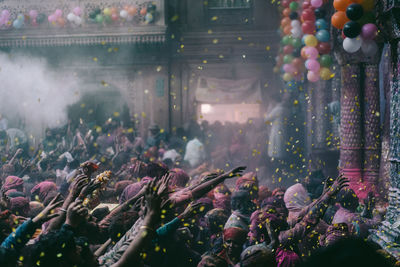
top-left (361, 40), bottom-right (378, 56)
top-left (67, 13), bottom-right (76, 22)
top-left (291, 28), bottom-right (302, 38)
top-left (120, 10), bottom-right (128, 18)
top-left (74, 16), bottom-right (82, 25)
top-left (343, 36), bottom-right (362, 53)
top-left (291, 20), bottom-right (300, 28)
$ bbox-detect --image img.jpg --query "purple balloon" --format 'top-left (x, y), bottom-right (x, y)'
top-left (73, 7), bottom-right (82, 16)
top-left (48, 14), bottom-right (56, 22)
top-left (361, 23), bottom-right (378, 40)
top-left (283, 64), bottom-right (295, 74)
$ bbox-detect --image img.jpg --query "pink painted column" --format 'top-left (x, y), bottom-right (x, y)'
top-left (339, 64), bottom-right (364, 197)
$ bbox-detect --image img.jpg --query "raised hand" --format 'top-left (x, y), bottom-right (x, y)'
top-left (66, 200), bottom-right (89, 227)
top-left (32, 193), bottom-right (63, 225)
top-left (326, 174), bottom-right (349, 196)
top-left (180, 202), bottom-right (207, 220)
top-left (70, 174), bottom-right (89, 199)
top-left (226, 166), bottom-right (247, 178)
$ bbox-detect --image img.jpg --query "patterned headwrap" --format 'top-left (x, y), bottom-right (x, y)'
top-left (31, 181), bottom-right (57, 202)
top-left (2, 176), bottom-right (24, 192)
top-left (223, 227), bottom-right (248, 245)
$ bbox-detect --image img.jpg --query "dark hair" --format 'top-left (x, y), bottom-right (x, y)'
top-left (336, 188), bottom-right (359, 211)
top-left (0, 247), bottom-right (17, 267)
top-left (299, 238), bottom-right (392, 267)
top-left (91, 207), bottom-right (110, 222)
top-left (231, 190), bottom-right (251, 211)
top-left (29, 230), bottom-right (76, 267)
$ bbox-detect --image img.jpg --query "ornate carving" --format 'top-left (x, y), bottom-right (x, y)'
top-left (363, 64), bottom-right (381, 188)
top-left (0, 0), bottom-right (166, 47)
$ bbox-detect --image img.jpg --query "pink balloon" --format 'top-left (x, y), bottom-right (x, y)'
top-left (111, 13), bottom-right (119, 21)
top-left (283, 64), bottom-right (295, 74)
top-left (1, 10), bottom-right (10, 19)
top-left (311, 0), bottom-right (323, 8)
top-left (306, 59), bottom-right (320, 72)
top-left (307, 71), bottom-right (320, 82)
top-left (29, 10), bottom-right (38, 19)
top-left (48, 14), bottom-right (56, 22)
top-left (361, 23), bottom-right (378, 40)
top-left (55, 9), bottom-right (63, 18)
top-left (305, 47), bottom-right (318, 59)
top-left (73, 7), bottom-right (82, 16)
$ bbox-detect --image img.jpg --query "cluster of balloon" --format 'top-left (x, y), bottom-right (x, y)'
top-left (30, 11), bottom-right (46, 26)
top-left (0, 10), bottom-right (11, 28)
top-left (301, 0), bottom-right (334, 82)
top-left (119, 5), bottom-right (138, 21)
top-left (48, 9), bottom-right (65, 27)
top-left (276, 0), bottom-right (305, 83)
top-left (67, 7), bottom-right (83, 26)
top-left (332, 0), bottom-right (378, 55)
top-left (88, 8), bottom-right (104, 24)
top-left (144, 3), bottom-right (156, 24)
top-left (12, 13), bottom-right (25, 29)
top-left (102, 7), bottom-right (119, 23)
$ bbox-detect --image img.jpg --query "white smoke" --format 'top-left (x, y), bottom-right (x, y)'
top-left (0, 52), bottom-right (81, 138)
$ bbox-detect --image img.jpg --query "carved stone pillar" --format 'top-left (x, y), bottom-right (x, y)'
top-left (339, 64), bottom-right (364, 196)
top-left (370, 42), bottom-right (400, 259)
top-left (362, 64), bottom-right (381, 195)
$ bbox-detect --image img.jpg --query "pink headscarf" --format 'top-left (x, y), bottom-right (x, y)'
top-left (283, 183), bottom-right (311, 226)
top-left (2, 176), bottom-right (24, 192)
top-left (31, 181), bottom-right (57, 202)
top-left (275, 247), bottom-right (301, 267)
top-left (169, 168), bottom-right (190, 189)
top-left (119, 177), bottom-right (153, 204)
top-left (235, 172), bottom-right (258, 191)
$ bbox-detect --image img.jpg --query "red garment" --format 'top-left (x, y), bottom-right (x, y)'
top-left (30, 181), bottom-right (57, 202)
top-left (275, 247), bottom-right (301, 267)
top-left (235, 172), bottom-right (258, 191)
top-left (223, 227), bottom-right (248, 244)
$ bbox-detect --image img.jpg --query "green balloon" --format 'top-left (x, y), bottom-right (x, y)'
top-left (289, 2), bottom-right (299, 11)
top-left (89, 11), bottom-right (97, 19)
top-left (104, 15), bottom-right (112, 24)
top-left (320, 55), bottom-right (333, 68)
top-left (282, 36), bottom-right (292, 45)
top-left (283, 55), bottom-right (294, 64)
top-left (291, 38), bottom-right (302, 48)
top-left (95, 14), bottom-right (104, 23)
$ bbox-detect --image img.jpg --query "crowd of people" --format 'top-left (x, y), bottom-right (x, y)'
top-left (0, 116), bottom-right (397, 267)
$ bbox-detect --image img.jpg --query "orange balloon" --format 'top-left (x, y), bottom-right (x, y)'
top-left (281, 17), bottom-right (291, 27)
top-left (283, 8), bottom-right (291, 17)
top-left (110, 7), bottom-right (118, 14)
top-left (301, 47), bottom-right (308, 59)
top-left (292, 58), bottom-right (303, 68)
top-left (331, 11), bottom-right (349, 29)
top-left (140, 7), bottom-right (147, 16)
top-left (283, 25), bottom-right (292, 35)
top-left (57, 17), bottom-right (66, 27)
top-left (128, 6), bottom-right (137, 16)
top-left (333, 0), bottom-right (352, 11)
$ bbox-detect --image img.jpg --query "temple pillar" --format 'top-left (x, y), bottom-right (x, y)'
top-left (370, 41), bottom-right (400, 259)
top-left (362, 63), bottom-right (381, 195)
top-left (339, 64), bottom-right (364, 196)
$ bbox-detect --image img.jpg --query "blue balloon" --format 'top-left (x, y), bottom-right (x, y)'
top-left (302, 34), bottom-right (309, 45)
top-left (315, 19), bottom-right (328, 30)
top-left (316, 30), bottom-right (330, 42)
top-left (13, 19), bottom-right (23, 29)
